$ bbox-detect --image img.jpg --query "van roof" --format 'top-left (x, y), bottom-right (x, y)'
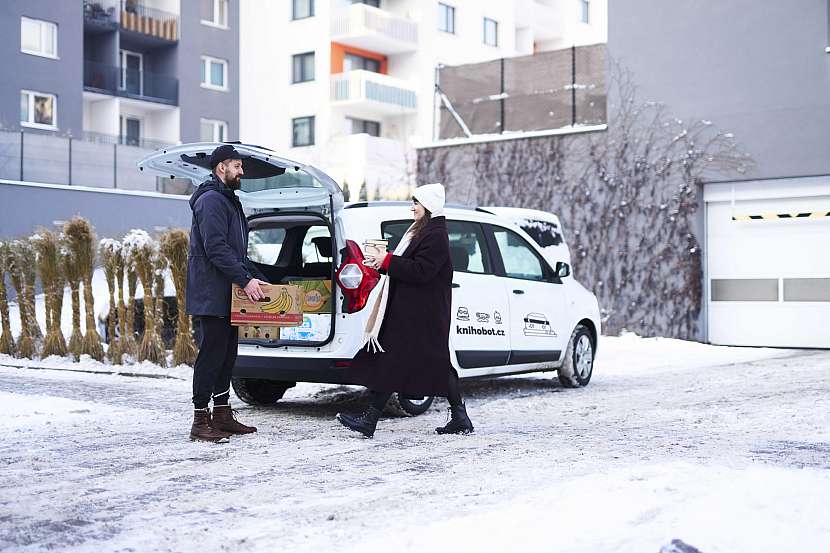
top-left (344, 200), bottom-right (484, 212)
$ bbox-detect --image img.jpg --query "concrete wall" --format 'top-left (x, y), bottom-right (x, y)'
top-left (179, 0), bottom-right (240, 142)
top-left (0, 1), bottom-right (84, 135)
top-left (0, 179), bottom-right (192, 241)
top-left (608, 0), bottom-right (830, 182)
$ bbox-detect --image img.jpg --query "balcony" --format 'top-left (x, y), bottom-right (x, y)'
top-left (120, 1), bottom-right (179, 44)
top-left (82, 131), bottom-right (173, 151)
top-left (331, 70), bottom-right (416, 119)
top-left (84, 61), bottom-right (179, 105)
top-left (514, 0), bottom-right (565, 41)
top-left (331, 3), bottom-right (418, 55)
top-left (83, 0), bottom-right (119, 32)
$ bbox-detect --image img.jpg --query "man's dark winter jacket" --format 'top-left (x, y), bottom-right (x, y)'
top-left (186, 174), bottom-right (267, 316)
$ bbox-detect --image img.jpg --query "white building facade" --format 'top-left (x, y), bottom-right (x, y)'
top-left (240, 0), bottom-right (606, 199)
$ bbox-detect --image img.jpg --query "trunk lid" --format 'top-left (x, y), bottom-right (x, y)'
top-left (137, 142), bottom-right (344, 214)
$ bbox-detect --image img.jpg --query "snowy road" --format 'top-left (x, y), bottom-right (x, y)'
top-left (1, 337), bottom-right (829, 553)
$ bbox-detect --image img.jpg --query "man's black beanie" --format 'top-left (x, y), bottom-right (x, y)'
top-left (209, 144), bottom-right (245, 169)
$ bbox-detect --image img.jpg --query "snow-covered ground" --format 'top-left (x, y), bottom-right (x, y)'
top-left (2, 336), bottom-right (829, 553)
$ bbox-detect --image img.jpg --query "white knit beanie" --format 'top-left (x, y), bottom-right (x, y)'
top-left (413, 183), bottom-right (445, 217)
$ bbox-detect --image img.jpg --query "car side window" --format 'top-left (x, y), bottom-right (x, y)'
top-left (381, 220), bottom-right (410, 251)
top-left (446, 220), bottom-right (491, 274)
top-left (491, 226), bottom-right (547, 281)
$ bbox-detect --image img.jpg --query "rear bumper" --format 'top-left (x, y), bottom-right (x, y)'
top-left (233, 354), bottom-right (352, 383)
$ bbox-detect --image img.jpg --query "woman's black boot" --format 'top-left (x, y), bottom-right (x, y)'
top-left (336, 406), bottom-right (382, 438)
top-left (435, 403), bottom-right (474, 435)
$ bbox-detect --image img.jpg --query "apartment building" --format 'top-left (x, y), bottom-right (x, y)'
top-left (0, 0), bottom-right (239, 191)
top-left (239, 0), bottom-right (607, 198)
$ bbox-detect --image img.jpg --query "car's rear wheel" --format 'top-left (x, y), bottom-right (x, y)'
top-left (558, 324), bottom-right (594, 388)
top-left (232, 378), bottom-right (296, 406)
top-left (386, 394), bottom-right (434, 417)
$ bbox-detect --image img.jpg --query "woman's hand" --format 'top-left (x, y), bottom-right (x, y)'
top-left (363, 252), bottom-right (386, 270)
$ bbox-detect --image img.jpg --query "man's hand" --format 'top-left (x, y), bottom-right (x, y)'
top-left (244, 278), bottom-right (269, 301)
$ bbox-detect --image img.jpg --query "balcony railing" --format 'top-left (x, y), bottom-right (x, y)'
top-left (331, 3), bottom-right (418, 54)
top-left (120, 0), bottom-right (179, 42)
top-left (84, 61), bottom-right (179, 105)
top-left (82, 131), bottom-right (173, 151)
top-left (331, 70), bottom-right (417, 115)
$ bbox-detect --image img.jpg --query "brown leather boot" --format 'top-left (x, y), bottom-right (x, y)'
top-left (211, 405), bottom-right (257, 434)
top-left (190, 408), bottom-right (231, 443)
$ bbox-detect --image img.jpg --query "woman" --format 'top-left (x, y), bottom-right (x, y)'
top-left (336, 183), bottom-right (474, 438)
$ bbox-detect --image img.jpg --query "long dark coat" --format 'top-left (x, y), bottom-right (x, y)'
top-left (186, 175), bottom-right (267, 316)
top-left (346, 216), bottom-right (456, 397)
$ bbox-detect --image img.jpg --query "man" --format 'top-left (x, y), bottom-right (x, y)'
top-left (186, 144), bottom-right (269, 442)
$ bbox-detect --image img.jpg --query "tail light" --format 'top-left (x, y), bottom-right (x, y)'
top-left (336, 240), bottom-right (381, 313)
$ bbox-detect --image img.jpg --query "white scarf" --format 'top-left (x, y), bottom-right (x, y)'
top-left (362, 223), bottom-right (416, 354)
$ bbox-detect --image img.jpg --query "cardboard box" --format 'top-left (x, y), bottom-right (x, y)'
top-left (289, 279), bottom-right (333, 314)
top-left (230, 284), bottom-right (303, 327)
top-left (238, 325), bottom-right (279, 341)
top-left (279, 314), bottom-right (332, 342)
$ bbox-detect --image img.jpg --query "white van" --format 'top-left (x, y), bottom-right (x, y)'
top-left (139, 143), bottom-right (600, 416)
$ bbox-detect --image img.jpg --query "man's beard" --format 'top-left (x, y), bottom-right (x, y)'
top-left (226, 174), bottom-right (242, 190)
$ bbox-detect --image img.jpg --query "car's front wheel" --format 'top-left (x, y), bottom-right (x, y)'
top-left (558, 324), bottom-right (594, 388)
top-left (386, 394), bottom-right (434, 417)
top-left (232, 378), bottom-right (296, 406)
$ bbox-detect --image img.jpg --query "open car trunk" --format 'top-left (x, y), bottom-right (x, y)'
top-left (137, 142), bottom-right (344, 347)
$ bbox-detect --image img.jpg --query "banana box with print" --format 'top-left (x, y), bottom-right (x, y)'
top-left (230, 284), bottom-right (303, 327)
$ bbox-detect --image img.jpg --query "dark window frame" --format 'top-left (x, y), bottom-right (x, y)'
top-left (380, 218), bottom-right (496, 276)
top-left (438, 3), bottom-right (455, 34)
top-left (484, 224), bottom-right (558, 283)
top-left (483, 17), bottom-right (498, 47)
top-left (348, 117), bottom-right (381, 137)
top-left (292, 51), bottom-right (315, 83)
top-left (344, 53), bottom-right (381, 73)
top-left (292, 0), bottom-right (315, 20)
top-left (292, 116), bottom-right (315, 147)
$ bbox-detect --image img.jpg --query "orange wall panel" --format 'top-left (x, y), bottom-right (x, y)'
top-left (330, 42), bottom-right (388, 74)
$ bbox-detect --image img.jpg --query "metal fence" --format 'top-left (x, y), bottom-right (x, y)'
top-left (436, 44), bottom-right (607, 139)
top-left (0, 129), bottom-right (191, 195)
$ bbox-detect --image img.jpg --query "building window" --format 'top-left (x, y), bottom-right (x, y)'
top-left (293, 0), bottom-right (314, 20)
top-left (120, 115), bottom-right (141, 146)
top-left (20, 17), bottom-right (57, 58)
top-left (200, 56), bottom-right (228, 90)
top-left (20, 90), bottom-right (57, 129)
top-left (292, 116), bottom-right (315, 147)
top-left (202, 0), bottom-right (229, 28)
top-left (580, 0), bottom-right (590, 23)
top-left (292, 52), bottom-right (315, 83)
top-left (349, 118), bottom-right (380, 137)
top-left (200, 118), bottom-right (228, 142)
top-left (344, 53), bottom-right (381, 73)
top-left (438, 3), bottom-right (455, 34)
top-left (483, 17), bottom-right (498, 47)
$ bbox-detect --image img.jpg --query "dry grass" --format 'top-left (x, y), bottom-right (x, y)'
top-left (0, 242), bottom-right (16, 356)
top-left (64, 217), bottom-right (104, 361)
top-left (33, 229), bottom-right (67, 358)
top-left (127, 231), bottom-right (165, 367)
top-left (8, 240), bottom-right (36, 359)
top-left (99, 238), bottom-right (123, 364)
top-left (160, 229), bottom-right (196, 366)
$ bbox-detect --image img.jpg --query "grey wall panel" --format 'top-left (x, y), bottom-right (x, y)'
top-left (608, 0), bottom-right (830, 181)
top-left (21, 133), bottom-right (70, 185)
top-left (71, 140), bottom-right (117, 188)
top-left (0, 180), bottom-right (191, 241)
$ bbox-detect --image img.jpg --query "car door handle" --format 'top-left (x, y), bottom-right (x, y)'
top-left (451, 282), bottom-right (461, 288)
top-left (512, 289), bottom-right (525, 295)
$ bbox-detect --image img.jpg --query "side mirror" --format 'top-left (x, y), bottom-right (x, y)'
top-left (555, 261), bottom-right (571, 279)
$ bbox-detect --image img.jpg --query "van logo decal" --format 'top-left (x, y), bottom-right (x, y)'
top-left (523, 312), bottom-right (557, 337)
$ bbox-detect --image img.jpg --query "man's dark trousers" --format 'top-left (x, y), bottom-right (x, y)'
top-left (192, 316), bottom-right (239, 409)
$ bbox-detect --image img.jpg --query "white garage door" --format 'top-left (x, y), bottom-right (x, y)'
top-left (705, 178), bottom-right (830, 348)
